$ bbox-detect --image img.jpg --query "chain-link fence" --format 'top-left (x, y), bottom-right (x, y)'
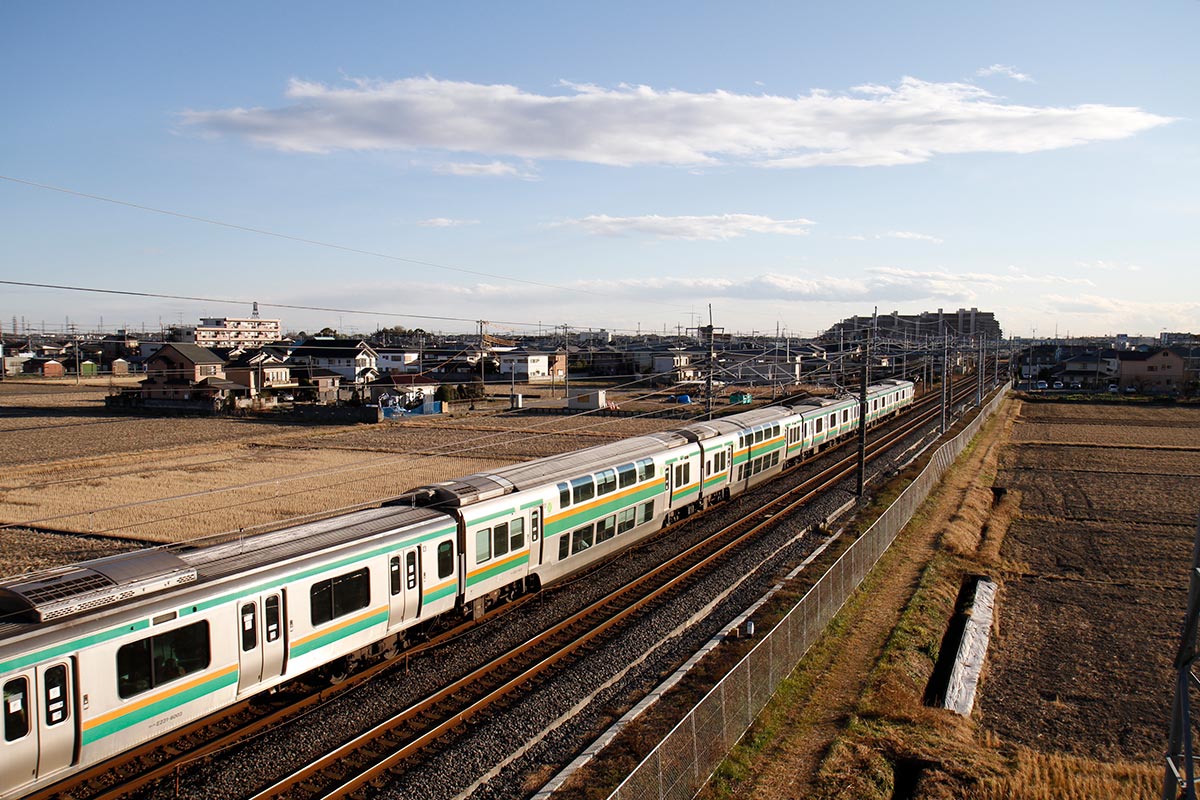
top-left (608, 383), bottom-right (1012, 800)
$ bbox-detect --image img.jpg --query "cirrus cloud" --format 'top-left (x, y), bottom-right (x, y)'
top-left (181, 75), bottom-right (1171, 169)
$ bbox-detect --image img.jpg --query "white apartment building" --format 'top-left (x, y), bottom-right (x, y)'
top-left (193, 315), bottom-right (282, 349)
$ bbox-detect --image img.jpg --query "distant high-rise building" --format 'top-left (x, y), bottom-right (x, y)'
top-left (826, 307), bottom-right (1002, 342)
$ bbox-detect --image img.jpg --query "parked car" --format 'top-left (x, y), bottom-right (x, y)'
top-left (1052, 381), bottom-right (1064, 389)
top-left (1036, 380), bottom-right (1048, 390)
top-left (1108, 384), bottom-right (1119, 394)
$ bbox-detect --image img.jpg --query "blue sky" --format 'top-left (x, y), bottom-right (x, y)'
top-left (2, 1), bottom-right (1195, 340)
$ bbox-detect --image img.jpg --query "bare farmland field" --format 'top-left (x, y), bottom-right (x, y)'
top-left (0, 381), bottom-right (682, 574)
top-left (979, 401), bottom-right (1200, 771)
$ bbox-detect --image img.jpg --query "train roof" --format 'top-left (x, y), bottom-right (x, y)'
top-left (0, 506), bottom-right (446, 626)
top-left (397, 431), bottom-right (690, 508)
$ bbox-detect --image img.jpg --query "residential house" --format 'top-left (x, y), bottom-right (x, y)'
top-left (224, 350), bottom-right (295, 397)
top-left (1117, 348), bottom-right (1185, 393)
top-left (140, 343), bottom-right (232, 401)
top-left (376, 347), bottom-right (422, 374)
top-left (1056, 351), bottom-right (1118, 388)
top-left (284, 338), bottom-right (378, 384)
top-left (499, 349), bottom-right (554, 382)
top-left (296, 367), bottom-right (343, 404)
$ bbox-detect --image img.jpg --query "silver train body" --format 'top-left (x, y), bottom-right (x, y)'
top-left (0, 380), bottom-right (912, 797)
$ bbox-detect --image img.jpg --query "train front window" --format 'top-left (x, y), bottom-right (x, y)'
top-left (3, 677), bottom-right (29, 741)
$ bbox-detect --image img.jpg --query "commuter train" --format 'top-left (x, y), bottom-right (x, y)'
top-left (0, 380), bottom-right (913, 798)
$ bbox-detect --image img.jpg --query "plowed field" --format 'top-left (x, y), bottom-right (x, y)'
top-left (979, 403), bottom-right (1200, 762)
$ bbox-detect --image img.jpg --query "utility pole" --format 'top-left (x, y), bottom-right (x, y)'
top-left (688, 306), bottom-right (723, 420)
top-left (856, 332), bottom-right (869, 497)
top-left (976, 337), bottom-right (983, 406)
top-left (941, 336), bottom-right (950, 434)
top-left (478, 320), bottom-right (488, 388)
top-left (563, 325), bottom-right (571, 400)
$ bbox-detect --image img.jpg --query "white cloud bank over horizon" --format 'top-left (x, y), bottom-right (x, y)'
top-left (181, 75), bottom-right (1172, 170)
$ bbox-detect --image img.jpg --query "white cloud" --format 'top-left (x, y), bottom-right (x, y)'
top-left (182, 75), bottom-right (1170, 169)
top-left (433, 160), bottom-right (537, 179)
top-left (416, 217), bottom-right (479, 227)
top-left (886, 231), bottom-right (943, 244)
top-left (976, 64), bottom-right (1035, 83)
top-left (557, 213), bottom-right (816, 240)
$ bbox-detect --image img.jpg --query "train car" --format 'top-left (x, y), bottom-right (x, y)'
top-left (0, 380), bottom-right (919, 798)
top-left (0, 506), bottom-right (455, 799)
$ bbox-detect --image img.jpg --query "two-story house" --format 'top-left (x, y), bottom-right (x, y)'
top-left (283, 338), bottom-right (379, 383)
top-left (140, 343), bottom-right (233, 401)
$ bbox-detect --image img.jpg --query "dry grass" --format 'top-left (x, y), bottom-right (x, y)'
top-left (968, 743), bottom-right (1158, 800)
top-left (0, 381), bottom-right (683, 546)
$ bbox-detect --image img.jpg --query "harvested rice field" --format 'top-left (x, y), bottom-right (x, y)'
top-left (0, 379), bottom-right (680, 575)
top-left (980, 401), bottom-right (1200, 765)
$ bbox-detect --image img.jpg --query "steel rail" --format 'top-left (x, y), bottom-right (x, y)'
top-left (245, 381), bottom-right (970, 799)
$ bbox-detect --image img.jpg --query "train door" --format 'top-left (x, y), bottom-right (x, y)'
top-left (2, 670), bottom-right (38, 792)
top-left (388, 546), bottom-right (423, 627)
top-left (35, 660), bottom-right (76, 778)
top-left (530, 506), bottom-right (544, 565)
top-left (237, 592), bottom-right (286, 692)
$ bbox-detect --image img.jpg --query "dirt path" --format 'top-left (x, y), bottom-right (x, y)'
top-left (727, 398), bottom-right (1020, 799)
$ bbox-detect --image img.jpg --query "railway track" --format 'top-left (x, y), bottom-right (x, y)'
top-left (233, 383), bottom-right (981, 799)
top-left (32, 378), bottom-right (981, 800)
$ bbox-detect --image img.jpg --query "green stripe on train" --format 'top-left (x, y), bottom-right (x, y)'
top-left (466, 553), bottom-right (530, 587)
top-left (543, 484), bottom-right (663, 537)
top-left (82, 668), bottom-right (238, 745)
top-left (0, 620), bottom-right (150, 674)
top-left (289, 609), bottom-right (390, 659)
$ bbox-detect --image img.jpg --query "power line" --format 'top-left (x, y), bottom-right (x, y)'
top-left (0, 174), bottom-right (691, 312)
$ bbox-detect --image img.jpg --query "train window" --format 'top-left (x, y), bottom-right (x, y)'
top-left (265, 596), bottom-right (281, 643)
top-left (773, 425), bottom-right (780, 438)
top-left (828, 414), bottom-right (836, 429)
top-left (44, 665), bottom-right (69, 726)
top-left (390, 556), bottom-right (402, 596)
top-left (117, 621), bottom-right (211, 699)
top-left (509, 518), bottom-right (525, 550)
top-left (617, 508), bottom-right (636, 533)
top-left (406, 552), bottom-right (418, 590)
top-left (637, 458), bottom-right (655, 481)
top-left (639, 500), bottom-right (654, 524)
top-left (618, 464), bottom-right (636, 488)
top-left (842, 410), bottom-right (849, 424)
top-left (571, 476), bottom-right (595, 504)
top-left (476, 528), bottom-right (492, 564)
top-left (240, 603), bottom-right (257, 652)
top-left (596, 469), bottom-right (617, 495)
top-left (493, 523), bottom-right (510, 559)
top-left (310, 568), bottom-right (370, 627)
top-left (4, 677), bottom-right (29, 741)
top-left (571, 524), bottom-right (594, 554)
top-left (597, 515), bottom-right (616, 543)
top-left (558, 482), bottom-right (570, 508)
top-left (815, 418), bottom-right (823, 433)
top-left (437, 541), bottom-right (454, 578)
top-left (558, 534), bottom-right (570, 561)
